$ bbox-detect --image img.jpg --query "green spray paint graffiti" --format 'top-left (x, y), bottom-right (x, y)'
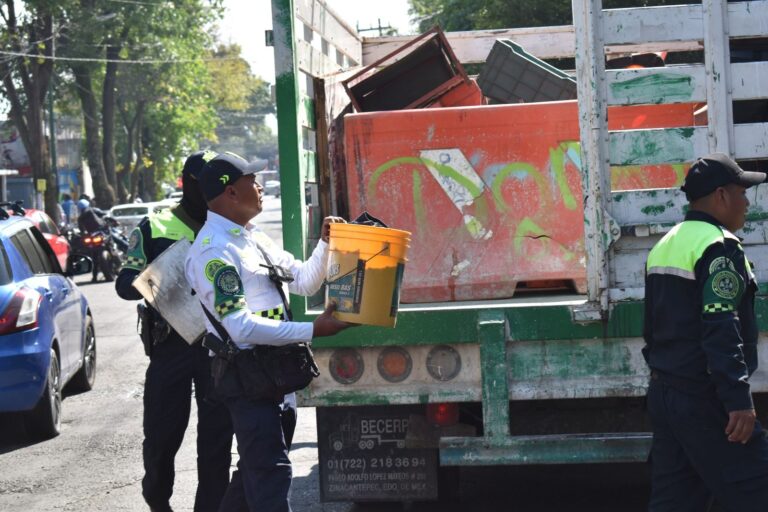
top-left (610, 73), bottom-right (695, 105)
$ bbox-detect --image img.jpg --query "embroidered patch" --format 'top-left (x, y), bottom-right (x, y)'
top-left (128, 230), bottom-right (141, 251)
top-left (213, 265), bottom-right (245, 319)
top-left (215, 266), bottom-right (243, 296)
top-left (123, 227), bottom-right (146, 271)
top-left (709, 256), bottom-right (736, 274)
top-left (204, 259), bottom-right (227, 283)
top-left (711, 270), bottom-right (739, 300)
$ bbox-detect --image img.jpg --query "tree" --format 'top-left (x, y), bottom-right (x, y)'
top-left (205, 44), bottom-right (277, 163)
top-left (0, 0), bottom-right (62, 222)
top-left (410, 0), bottom-right (680, 32)
top-left (58, 0), bottom-right (223, 205)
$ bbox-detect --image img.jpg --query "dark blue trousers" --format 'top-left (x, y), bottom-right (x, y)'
top-left (143, 336), bottom-right (234, 512)
top-left (647, 379), bottom-right (768, 512)
top-left (218, 394), bottom-right (297, 512)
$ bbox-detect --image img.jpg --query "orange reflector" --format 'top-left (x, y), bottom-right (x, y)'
top-left (426, 403), bottom-right (459, 427)
top-left (377, 347), bottom-right (412, 383)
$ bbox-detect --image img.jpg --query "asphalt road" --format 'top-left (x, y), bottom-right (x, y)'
top-left (0, 196), bottom-right (652, 511)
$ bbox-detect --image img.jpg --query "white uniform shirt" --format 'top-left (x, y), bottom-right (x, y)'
top-left (185, 211), bottom-right (328, 349)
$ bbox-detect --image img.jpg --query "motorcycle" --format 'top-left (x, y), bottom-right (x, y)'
top-left (67, 218), bottom-right (126, 282)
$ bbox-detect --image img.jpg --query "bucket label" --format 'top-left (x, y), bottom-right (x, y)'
top-left (390, 263), bottom-right (405, 317)
top-left (328, 259), bottom-right (365, 313)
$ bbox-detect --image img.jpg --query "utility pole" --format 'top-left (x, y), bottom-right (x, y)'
top-left (356, 19), bottom-right (394, 37)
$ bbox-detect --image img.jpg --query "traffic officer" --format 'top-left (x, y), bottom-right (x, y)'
top-left (115, 151), bottom-right (233, 512)
top-left (644, 153), bottom-right (768, 511)
top-left (185, 152), bottom-right (351, 511)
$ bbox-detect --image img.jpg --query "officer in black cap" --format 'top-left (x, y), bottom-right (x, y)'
top-left (185, 152), bottom-right (350, 511)
top-left (116, 150), bottom-right (233, 512)
top-left (644, 153), bottom-right (768, 510)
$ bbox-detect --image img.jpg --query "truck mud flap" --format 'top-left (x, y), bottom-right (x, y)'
top-left (317, 405), bottom-right (438, 502)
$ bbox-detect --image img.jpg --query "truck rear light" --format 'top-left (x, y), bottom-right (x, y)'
top-left (426, 403), bottom-right (459, 426)
top-left (329, 348), bottom-right (364, 384)
top-left (377, 346), bottom-right (412, 383)
top-left (0, 288), bottom-right (42, 334)
top-left (426, 345), bottom-right (461, 381)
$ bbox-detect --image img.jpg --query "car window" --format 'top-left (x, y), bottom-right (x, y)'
top-left (11, 228), bottom-right (56, 275)
top-left (112, 206), bottom-right (149, 217)
top-left (35, 212), bottom-right (60, 236)
top-left (0, 244), bottom-right (12, 286)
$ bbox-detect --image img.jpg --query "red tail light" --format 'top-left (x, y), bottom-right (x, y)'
top-left (83, 235), bottom-right (103, 246)
top-left (0, 288), bottom-right (42, 334)
top-left (426, 403), bottom-right (459, 427)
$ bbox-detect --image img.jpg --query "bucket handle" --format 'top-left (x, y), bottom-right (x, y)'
top-left (326, 243), bottom-right (390, 283)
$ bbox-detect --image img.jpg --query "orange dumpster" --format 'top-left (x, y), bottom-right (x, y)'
top-left (344, 100), bottom-right (697, 303)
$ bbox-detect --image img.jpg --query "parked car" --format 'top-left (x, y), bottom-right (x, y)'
top-left (108, 202), bottom-right (167, 233)
top-left (0, 202), bottom-right (71, 271)
top-left (0, 214), bottom-right (95, 439)
top-left (264, 179), bottom-right (281, 197)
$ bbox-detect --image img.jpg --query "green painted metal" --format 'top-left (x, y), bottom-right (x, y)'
top-left (479, 310), bottom-right (510, 438)
top-left (439, 433), bottom-right (652, 466)
top-left (272, 0), bottom-right (308, 317)
top-left (509, 338), bottom-right (634, 381)
top-left (299, 387), bottom-right (480, 406)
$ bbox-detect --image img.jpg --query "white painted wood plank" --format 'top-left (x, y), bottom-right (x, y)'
top-left (294, 0), bottom-right (362, 64)
top-left (703, 0), bottom-right (733, 155)
top-left (603, 5), bottom-right (704, 45)
top-left (728, 0), bottom-right (768, 39)
top-left (733, 62), bottom-right (768, 102)
top-left (609, 126), bottom-right (709, 166)
top-left (606, 65), bottom-right (706, 105)
top-left (296, 39), bottom-right (344, 77)
top-left (734, 122), bottom-right (768, 160)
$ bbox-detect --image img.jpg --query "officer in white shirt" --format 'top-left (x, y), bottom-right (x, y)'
top-left (185, 153), bottom-right (351, 511)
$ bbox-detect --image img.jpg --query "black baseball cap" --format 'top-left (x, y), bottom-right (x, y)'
top-left (182, 150), bottom-right (218, 179)
top-left (200, 152), bottom-right (257, 201)
top-left (681, 153), bottom-right (765, 201)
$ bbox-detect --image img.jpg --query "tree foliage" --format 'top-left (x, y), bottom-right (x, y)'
top-left (410, 0), bottom-right (681, 32)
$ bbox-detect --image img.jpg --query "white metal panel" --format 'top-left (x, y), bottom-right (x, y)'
top-left (733, 61), bottom-right (768, 102)
top-left (728, 0), bottom-right (768, 39)
top-left (294, 0), bottom-right (362, 65)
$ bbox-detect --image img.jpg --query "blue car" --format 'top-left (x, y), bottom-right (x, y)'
top-left (0, 214), bottom-right (95, 439)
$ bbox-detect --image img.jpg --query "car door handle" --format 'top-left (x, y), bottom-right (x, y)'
top-left (44, 291), bottom-right (54, 300)
top-left (60, 287), bottom-right (70, 296)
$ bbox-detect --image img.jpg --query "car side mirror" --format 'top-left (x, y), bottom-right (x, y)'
top-left (66, 254), bottom-right (94, 276)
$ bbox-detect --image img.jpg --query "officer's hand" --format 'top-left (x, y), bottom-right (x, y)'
top-left (725, 408), bottom-right (756, 444)
top-left (312, 303), bottom-right (356, 338)
top-left (321, 216), bottom-right (346, 243)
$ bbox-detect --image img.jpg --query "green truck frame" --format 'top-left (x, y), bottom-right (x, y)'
top-left (270, 0), bottom-right (768, 501)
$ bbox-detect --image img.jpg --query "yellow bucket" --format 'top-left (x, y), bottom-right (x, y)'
top-left (325, 223), bottom-right (411, 327)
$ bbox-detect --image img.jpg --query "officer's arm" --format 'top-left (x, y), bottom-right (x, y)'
top-left (115, 221), bottom-right (150, 301)
top-left (280, 240), bottom-right (329, 296)
top-left (192, 248), bottom-right (314, 346)
top-left (698, 244), bottom-right (753, 412)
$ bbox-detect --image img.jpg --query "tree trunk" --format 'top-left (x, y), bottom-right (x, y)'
top-left (73, 65), bottom-right (116, 207)
top-left (101, 44), bottom-right (121, 206)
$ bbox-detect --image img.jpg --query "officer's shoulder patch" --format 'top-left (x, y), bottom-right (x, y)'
top-left (703, 266), bottom-right (745, 314)
top-left (204, 258), bottom-right (227, 283)
top-left (122, 227), bottom-right (147, 271)
top-left (708, 256), bottom-right (736, 274)
top-left (711, 269), bottom-right (740, 300)
top-left (213, 265), bottom-right (246, 319)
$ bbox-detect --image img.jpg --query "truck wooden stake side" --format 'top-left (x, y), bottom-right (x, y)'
top-left (271, 0), bottom-right (768, 502)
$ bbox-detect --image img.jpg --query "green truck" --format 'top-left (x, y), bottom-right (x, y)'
top-left (270, 0), bottom-right (768, 502)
